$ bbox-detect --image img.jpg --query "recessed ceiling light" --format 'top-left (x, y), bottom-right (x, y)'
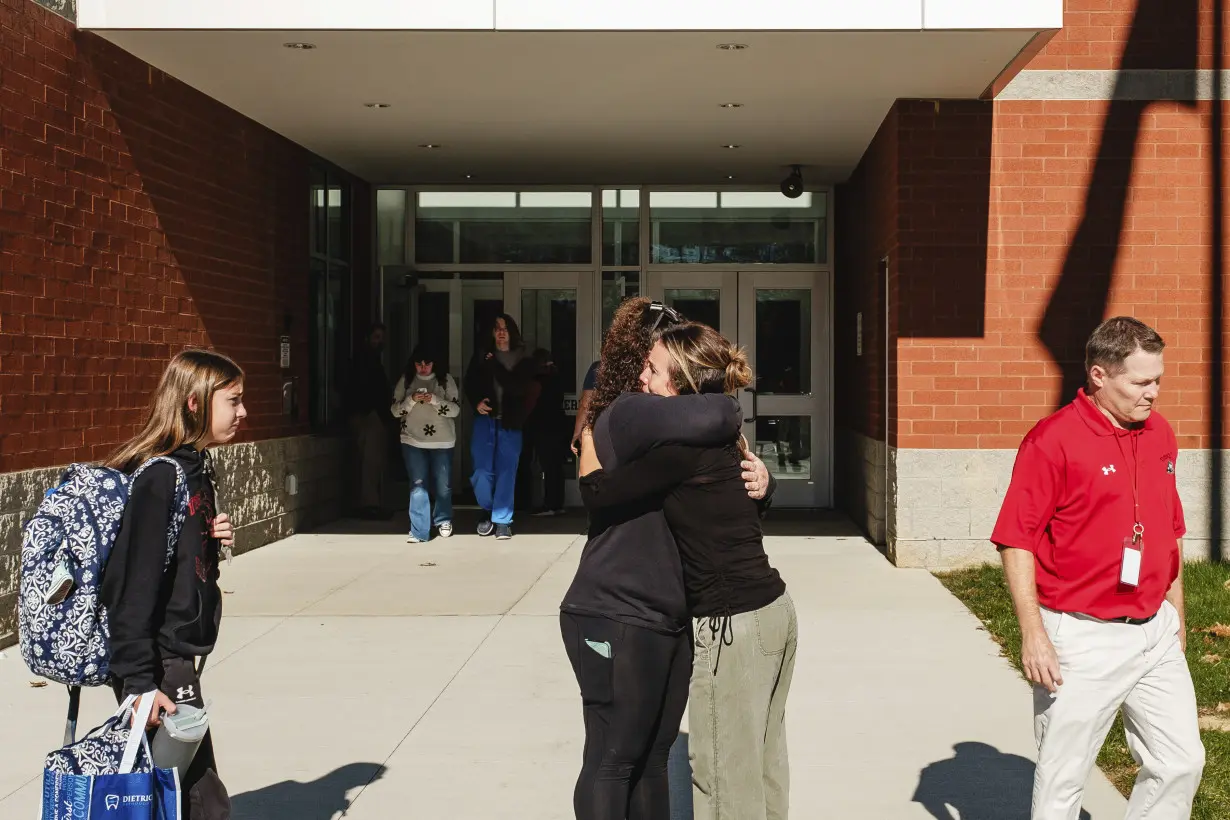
top-left (418, 144), bottom-right (441, 149)
top-left (719, 103), bottom-right (744, 109)
top-left (465, 174), bottom-right (473, 179)
top-left (364, 103), bottom-right (391, 109)
top-left (727, 175), bottom-right (736, 179)
top-left (716, 43), bottom-right (749, 51)
top-left (721, 144), bottom-right (741, 149)
top-left (283, 42), bottom-right (316, 50)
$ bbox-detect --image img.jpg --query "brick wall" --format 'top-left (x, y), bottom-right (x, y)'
top-left (874, 0), bottom-right (1229, 565)
top-left (0, 0), bottom-right (370, 645)
top-left (0, 0), bottom-right (371, 474)
top-left (1031, 0), bottom-right (1202, 71)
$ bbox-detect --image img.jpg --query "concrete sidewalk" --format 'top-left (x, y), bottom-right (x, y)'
top-left (2, 513), bottom-right (1126, 819)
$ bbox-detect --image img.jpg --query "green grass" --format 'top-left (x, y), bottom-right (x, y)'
top-left (937, 562), bottom-right (1230, 820)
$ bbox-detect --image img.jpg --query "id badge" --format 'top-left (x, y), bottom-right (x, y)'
top-left (1120, 537), bottom-right (1142, 587)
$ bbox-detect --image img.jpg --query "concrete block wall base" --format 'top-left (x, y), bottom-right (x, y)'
top-left (887, 447), bottom-right (1228, 569)
top-left (0, 434), bottom-right (344, 649)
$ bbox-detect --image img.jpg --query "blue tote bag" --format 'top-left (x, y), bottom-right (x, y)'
top-left (41, 693), bottom-right (182, 820)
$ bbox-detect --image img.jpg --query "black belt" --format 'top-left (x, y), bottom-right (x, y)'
top-left (1102, 613), bottom-right (1157, 625)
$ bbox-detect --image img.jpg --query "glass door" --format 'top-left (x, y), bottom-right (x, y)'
top-left (505, 272), bottom-right (595, 509)
top-left (648, 270), bottom-right (829, 508)
top-left (738, 271), bottom-right (828, 508)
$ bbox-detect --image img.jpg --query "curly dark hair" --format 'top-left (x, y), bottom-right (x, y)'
top-left (587, 297), bottom-right (686, 427)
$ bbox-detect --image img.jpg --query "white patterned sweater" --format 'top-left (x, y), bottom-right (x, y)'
top-left (391, 373), bottom-right (461, 449)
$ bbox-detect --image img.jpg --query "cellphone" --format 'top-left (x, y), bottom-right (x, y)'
top-left (415, 388), bottom-right (428, 394)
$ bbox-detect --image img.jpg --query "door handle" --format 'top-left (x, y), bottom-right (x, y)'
top-left (743, 387), bottom-right (757, 423)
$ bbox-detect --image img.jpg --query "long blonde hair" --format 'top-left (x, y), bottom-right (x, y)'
top-left (657, 323), bottom-right (752, 395)
top-left (105, 349), bottom-right (244, 472)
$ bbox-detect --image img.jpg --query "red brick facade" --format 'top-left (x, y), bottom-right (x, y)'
top-left (0, 0), bottom-right (367, 473)
top-left (838, 0), bottom-right (1225, 456)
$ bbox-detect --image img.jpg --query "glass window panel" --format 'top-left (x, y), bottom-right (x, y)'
top-left (376, 189), bottom-right (408, 266)
top-left (417, 291), bottom-right (452, 372)
top-left (650, 190), bottom-right (826, 264)
top-left (520, 289), bottom-right (578, 394)
top-left (601, 271), bottom-right (641, 334)
top-left (754, 289), bottom-right (811, 395)
top-left (602, 188), bottom-right (640, 267)
top-left (756, 416), bottom-right (811, 481)
top-left (326, 184), bottom-right (349, 260)
top-left (310, 168), bottom-right (327, 256)
top-left (664, 288), bottom-right (721, 333)
top-left (415, 191), bottom-right (592, 264)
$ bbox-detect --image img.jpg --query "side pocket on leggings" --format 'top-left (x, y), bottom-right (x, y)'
top-left (577, 634), bottom-right (615, 707)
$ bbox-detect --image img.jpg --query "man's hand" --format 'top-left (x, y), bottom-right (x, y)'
top-left (1022, 628), bottom-right (1063, 693)
top-left (739, 438), bottom-right (770, 500)
top-left (210, 513), bottom-right (235, 552)
top-left (477, 398), bottom-right (492, 416)
top-left (132, 690), bottom-right (177, 729)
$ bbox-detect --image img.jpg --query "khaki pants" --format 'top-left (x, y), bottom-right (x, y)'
top-left (1034, 600), bottom-right (1204, 819)
top-left (350, 411), bottom-right (387, 510)
top-left (690, 591), bottom-right (798, 820)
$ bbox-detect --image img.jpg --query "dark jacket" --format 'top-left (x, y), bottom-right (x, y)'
top-left (101, 446), bottom-right (223, 696)
top-left (560, 392), bottom-right (746, 634)
top-left (463, 347), bottom-right (538, 431)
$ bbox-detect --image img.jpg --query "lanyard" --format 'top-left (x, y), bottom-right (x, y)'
top-left (1113, 429), bottom-right (1143, 544)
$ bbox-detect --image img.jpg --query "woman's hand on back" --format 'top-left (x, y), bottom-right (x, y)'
top-left (739, 437), bottom-right (770, 500)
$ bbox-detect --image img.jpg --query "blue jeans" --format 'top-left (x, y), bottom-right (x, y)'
top-left (470, 415), bottom-right (522, 525)
top-left (402, 444), bottom-right (453, 540)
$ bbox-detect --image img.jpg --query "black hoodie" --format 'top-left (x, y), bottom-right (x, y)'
top-left (101, 445), bottom-right (223, 696)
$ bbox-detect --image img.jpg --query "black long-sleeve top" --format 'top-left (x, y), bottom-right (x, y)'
top-left (579, 442), bottom-right (784, 619)
top-left (100, 446), bottom-right (223, 696)
top-left (559, 392), bottom-right (744, 634)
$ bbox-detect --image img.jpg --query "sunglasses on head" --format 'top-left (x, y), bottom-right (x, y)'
top-left (643, 301), bottom-right (684, 335)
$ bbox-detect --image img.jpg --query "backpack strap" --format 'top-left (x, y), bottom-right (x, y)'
top-left (130, 456), bottom-right (191, 569)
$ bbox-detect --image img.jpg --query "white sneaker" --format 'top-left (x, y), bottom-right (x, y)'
top-left (437, 522), bottom-right (453, 538)
top-left (407, 534), bottom-right (424, 544)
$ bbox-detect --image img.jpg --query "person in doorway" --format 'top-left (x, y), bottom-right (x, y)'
top-left (992, 316), bottom-right (1204, 820)
top-left (391, 345), bottom-right (461, 543)
top-left (464, 314), bottom-right (537, 540)
top-left (524, 348), bottom-right (569, 517)
top-left (571, 359), bottom-right (600, 457)
top-left (579, 321), bottom-right (794, 820)
top-left (347, 322), bottom-right (393, 519)
top-left (101, 349), bottom-right (246, 820)
top-left (559, 298), bottom-right (774, 820)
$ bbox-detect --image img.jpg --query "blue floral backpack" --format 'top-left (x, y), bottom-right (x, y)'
top-left (19, 457), bottom-right (188, 742)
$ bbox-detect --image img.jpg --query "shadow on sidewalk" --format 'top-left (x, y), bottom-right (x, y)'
top-left (230, 762), bottom-right (387, 820)
top-left (914, 742), bottom-right (1091, 820)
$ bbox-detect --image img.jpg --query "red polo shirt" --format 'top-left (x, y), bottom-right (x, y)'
top-left (991, 389), bottom-right (1184, 619)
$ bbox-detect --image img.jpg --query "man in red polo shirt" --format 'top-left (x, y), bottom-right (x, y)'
top-left (992, 317), bottom-right (1204, 819)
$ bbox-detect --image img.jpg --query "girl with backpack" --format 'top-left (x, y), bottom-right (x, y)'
top-left (100, 349), bottom-right (246, 819)
top-left (391, 344), bottom-right (461, 542)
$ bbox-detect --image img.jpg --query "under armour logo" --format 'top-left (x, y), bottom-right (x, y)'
top-left (1102, 465), bottom-right (1116, 476)
top-left (176, 685), bottom-right (195, 702)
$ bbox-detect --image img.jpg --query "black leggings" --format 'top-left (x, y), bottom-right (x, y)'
top-left (560, 613), bottom-right (692, 820)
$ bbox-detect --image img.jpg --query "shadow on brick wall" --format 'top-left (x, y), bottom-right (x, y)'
top-left (896, 100), bottom-right (993, 342)
top-left (1036, 0), bottom-right (1199, 406)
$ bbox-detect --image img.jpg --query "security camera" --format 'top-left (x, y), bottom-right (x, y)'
top-left (780, 165), bottom-right (804, 199)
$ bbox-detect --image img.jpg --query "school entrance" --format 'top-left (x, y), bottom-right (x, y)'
top-left (377, 189), bottom-right (832, 509)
